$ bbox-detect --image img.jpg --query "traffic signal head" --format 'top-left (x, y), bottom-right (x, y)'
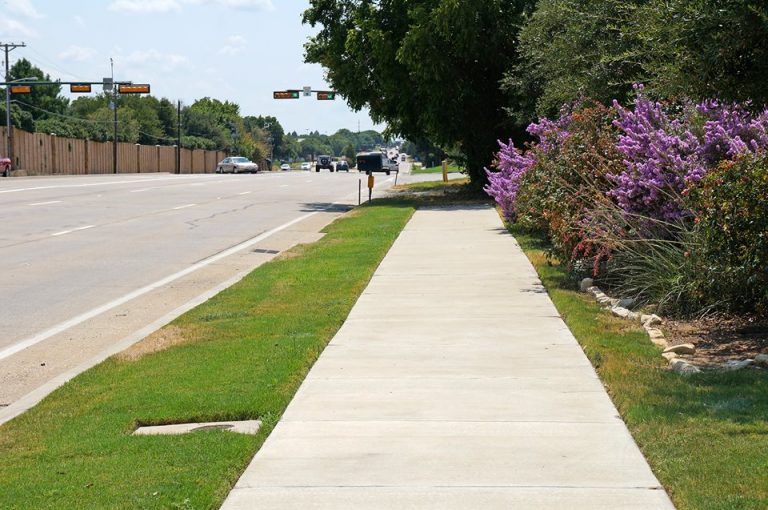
top-left (70, 84), bottom-right (92, 93)
top-left (10, 85), bottom-right (32, 94)
top-left (273, 90), bottom-right (300, 99)
top-left (118, 84), bottom-right (151, 94)
top-left (316, 91), bottom-right (336, 100)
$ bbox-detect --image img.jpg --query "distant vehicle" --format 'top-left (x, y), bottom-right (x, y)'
top-left (316, 154), bottom-right (334, 172)
top-left (336, 160), bottom-right (349, 172)
top-left (400, 154), bottom-right (407, 162)
top-left (280, 163), bottom-right (291, 171)
top-left (215, 156), bottom-right (258, 174)
top-left (1, 156), bottom-right (10, 177)
top-left (300, 162), bottom-right (311, 171)
top-left (356, 152), bottom-right (398, 175)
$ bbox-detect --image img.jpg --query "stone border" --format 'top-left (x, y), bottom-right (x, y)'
top-left (579, 279), bottom-right (767, 374)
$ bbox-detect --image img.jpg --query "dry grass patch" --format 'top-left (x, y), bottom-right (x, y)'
top-left (115, 325), bottom-right (198, 362)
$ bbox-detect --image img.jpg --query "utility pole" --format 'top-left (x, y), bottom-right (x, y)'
top-left (176, 100), bottom-right (181, 174)
top-left (2, 41), bottom-right (26, 175)
top-left (111, 58), bottom-right (118, 174)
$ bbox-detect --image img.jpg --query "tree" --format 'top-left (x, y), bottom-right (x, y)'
top-left (303, 0), bottom-right (535, 187)
top-left (8, 58), bottom-right (68, 123)
top-left (511, 0), bottom-right (645, 118)
top-left (636, 0), bottom-right (768, 105)
top-left (244, 115), bottom-right (285, 158)
top-left (343, 143), bottom-right (356, 160)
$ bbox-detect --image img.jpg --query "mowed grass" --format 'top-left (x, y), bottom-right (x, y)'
top-left (510, 225), bottom-right (768, 510)
top-left (0, 201), bottom-right (415, 510)
top-left (410, 162), bottom-right (462, 174)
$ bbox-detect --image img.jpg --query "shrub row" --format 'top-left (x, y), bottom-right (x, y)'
top-left (485, 87), bottom-right (768, 316)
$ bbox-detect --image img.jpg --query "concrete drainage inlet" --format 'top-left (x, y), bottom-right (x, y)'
top-left (133, 420), bottom-right (260, 436)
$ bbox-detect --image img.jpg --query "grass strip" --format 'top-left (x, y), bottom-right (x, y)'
top-left (510, 224), bottom-right (768, 510)
top-left (410, 163), bottom-right (462, 174)
top-left (0, 201), bottom-right (415, 510)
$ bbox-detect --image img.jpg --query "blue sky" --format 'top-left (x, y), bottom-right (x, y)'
top-left (0, 0), bottom-right (383, 135)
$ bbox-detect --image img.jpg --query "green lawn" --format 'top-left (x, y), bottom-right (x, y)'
top-left (510, 224), bottom-right (768, 510)
top-left (0, 201), bottom-right (415, 510)
top-left (410, 162), bottom-right (462, 174)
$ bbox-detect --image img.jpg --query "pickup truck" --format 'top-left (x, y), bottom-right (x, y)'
top-left (356, 152), bottom-right (399, 175)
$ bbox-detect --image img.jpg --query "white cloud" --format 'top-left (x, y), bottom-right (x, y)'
top-left (0, 18), bottom-right (36, 37)
top-left (108, 0), bottom-right (182, 14)
top-left (59, 45), bottom-right (97, 62)
top-left (4, 0), bottom-right (43, 19)
top-left (120, 49), bottom-right (190, 70)
top-left (217, 35), bottom-right (247, 55)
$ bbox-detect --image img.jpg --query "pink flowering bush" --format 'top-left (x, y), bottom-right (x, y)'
top-left (483, 139), bottom-right (535, 222)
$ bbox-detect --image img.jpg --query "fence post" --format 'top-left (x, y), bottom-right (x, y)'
top-left (50, 133), bottom-right (57, 175)
top-left (136, 143), bottom-right (141, 173)
top-left (156, 145), bottom-right (161, 173)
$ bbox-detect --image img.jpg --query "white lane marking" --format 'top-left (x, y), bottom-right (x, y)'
top-left (52, 225), bottom-right (95, 237)
top-left (238, 191), bottom-right (252, 195)
top-left (129, 188), bottom-right (151, 193)
top-left (0, 176), bottom-right (202, 194)
top-left (0, 210), bottom-right (324, 361)
top-left (173, 204), bottom-right (196, 210)
top-left (305, 180), bottom-right (313, 183)
top-left (28, 200), bottom-right (62, 206)
top-left (280, 185), bottom-right (289, 188)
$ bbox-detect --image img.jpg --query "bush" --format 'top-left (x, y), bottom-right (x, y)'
top-left (688, 152), bottom-right (768, 313)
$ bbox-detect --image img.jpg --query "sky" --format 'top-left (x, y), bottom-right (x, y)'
top-left (0, 0), bottom-right (383, 135)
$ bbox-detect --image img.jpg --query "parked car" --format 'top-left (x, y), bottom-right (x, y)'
top-left (316, 154), bottom-right (334, 172)
top-left (1, 156), bottom-right (10, 177)
top-left (356, 152), bottom-right (398, 175)
top-left (280, 163), bottom-right (291, 171)
top-left (215, 156), bottom-right (259, 173)
top-left (300, 162), bottom-right (311, 171)
top-left (336, 160), bottom-right (349, 172)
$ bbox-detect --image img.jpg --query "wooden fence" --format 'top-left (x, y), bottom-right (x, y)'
top-left (0, 127), bottom-right (227, 176)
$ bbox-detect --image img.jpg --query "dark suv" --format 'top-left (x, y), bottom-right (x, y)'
top-left (336, 160), bottom-right (350, 172)
top-left (316, 154), bottom-right (334, 172)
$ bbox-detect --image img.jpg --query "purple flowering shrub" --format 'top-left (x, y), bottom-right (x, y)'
top-left (486, 86), bottom-right (768, 313)
top-left (483, 139), bottom-right (535, 222)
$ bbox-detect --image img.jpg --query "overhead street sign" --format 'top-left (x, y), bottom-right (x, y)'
top-left (273, 90), bottom-right (300, 99)
top-left (316, 91), bottom-right (336, 100)
top-left (303, 86), bottom-right (311, 97)
top-left (118, 84), bottom-right (150, 94)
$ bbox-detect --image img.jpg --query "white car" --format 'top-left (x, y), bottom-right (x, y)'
top-left (280, 163), bottom-right (291, 171)
top-left (300, 162), bottom-right (311, 171)
top-left (216, 156), bottom-right (259, 173)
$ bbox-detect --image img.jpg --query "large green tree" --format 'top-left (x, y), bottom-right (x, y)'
top-left (303, 0), bottom-right (535, 187)
top-left (511, 0), bottom-right (645, 118)
top-left (636, 0), bottom-right (768, 105)
top-left (8, 58), bottom-right (68, 121)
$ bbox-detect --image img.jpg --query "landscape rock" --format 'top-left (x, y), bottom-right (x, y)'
top-left (646, 328), bottom-right (668, 348)
top-left (611, 306), bottom-right (631, 319)
top-left (722, 359), bottom-right (754, 371)
top-left (643, 314), bottom-right (663, 327)
top-left (662, 352), bottom-right (678, 361)
top-left (617, 297), bottom-right (636, 309)
top-left (580, 278), bottom-right (594, 292)
top-left (754, 354), bottom-right (768, 367)
top-left (671, 359), bottom-right (700, 375)
top-left (627, 311), bottom-right (641, 322)
top-left (663, 343), bottom-right (696, 355)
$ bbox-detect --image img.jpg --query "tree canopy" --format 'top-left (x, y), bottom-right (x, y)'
top-left (303, 0), bottom-right (535, 187)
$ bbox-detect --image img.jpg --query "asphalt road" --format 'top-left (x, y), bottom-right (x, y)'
top-left (0, 170), bottom-right (398, 355)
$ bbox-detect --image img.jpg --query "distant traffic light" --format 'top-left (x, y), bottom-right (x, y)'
top-left (273, 90), bottom-right (300, 99)
top-left (316, 91), bottom-right (336, 100)
top-left (118, 84), bottom-right (151, 94)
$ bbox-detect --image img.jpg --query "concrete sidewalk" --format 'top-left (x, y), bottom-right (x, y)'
top-left (221, 205), bottom-right (674, 509)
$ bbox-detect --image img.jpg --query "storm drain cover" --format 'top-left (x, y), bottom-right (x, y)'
top-left (133, 420), bottom-right (261, 436)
